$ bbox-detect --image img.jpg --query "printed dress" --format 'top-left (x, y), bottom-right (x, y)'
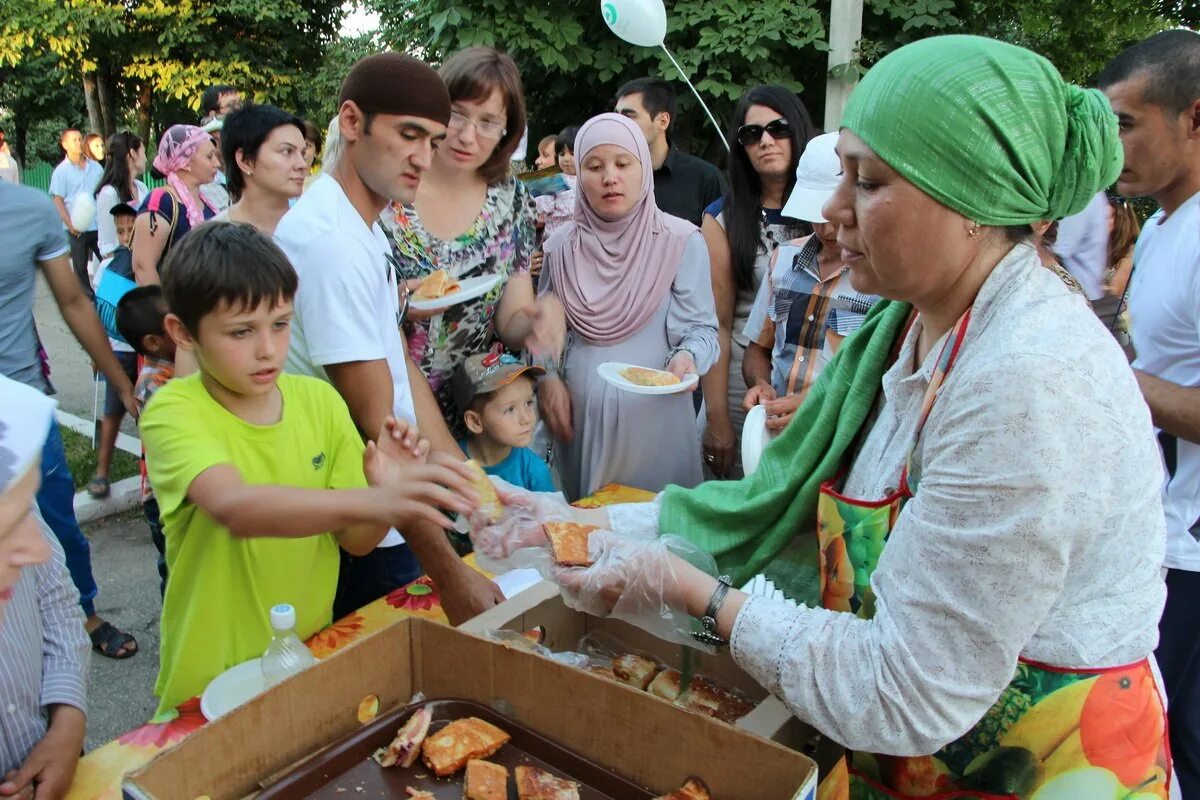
top-left (381, 178), bottom-right (536, 435)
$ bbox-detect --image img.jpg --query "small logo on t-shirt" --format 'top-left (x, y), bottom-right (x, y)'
top-left (312, 452), bottom-right (326, 470)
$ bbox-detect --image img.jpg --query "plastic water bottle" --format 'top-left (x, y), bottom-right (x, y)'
top-left (261, 604), bottom-right (317, 688)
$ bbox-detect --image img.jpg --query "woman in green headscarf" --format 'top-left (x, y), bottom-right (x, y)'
top-left (481, 36), bottom-right (1173, 799)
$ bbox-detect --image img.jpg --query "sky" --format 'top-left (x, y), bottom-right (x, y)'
top-left (340, 3), bottom-right (380, 36)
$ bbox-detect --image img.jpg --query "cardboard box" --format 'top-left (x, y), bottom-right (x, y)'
top-left (462, 581), bottom-right (809, 749)
top-left (122, 616), bottom-right (817, 800)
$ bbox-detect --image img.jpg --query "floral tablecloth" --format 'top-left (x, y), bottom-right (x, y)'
top-left (66, 484), bottom-right (655, 800)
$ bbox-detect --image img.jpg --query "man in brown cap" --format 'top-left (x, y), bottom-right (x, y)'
top-left (278, 53), bottom-right (505, 623)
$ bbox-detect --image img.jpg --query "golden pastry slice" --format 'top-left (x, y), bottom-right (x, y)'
top-left (515, 765), bottom-right (582, 800)
top-left (544, 521), bottom-right (598, 567)
top-left (464, 759), bottom-right (508, 800)
top-left (647, 670), bottom-right (753, 723)
top-left (420, 717), bottom-right (511, 777)
top-left (612, 654), bottom-right (659, 691)
top-left (652, 777), bottom-right (712, 800)
top-left (413, 268), bottom-right (462, 300)
top-left (465, 459), bottom-right (503, 524)
top-left (619, 366), bottom-right (681, 387)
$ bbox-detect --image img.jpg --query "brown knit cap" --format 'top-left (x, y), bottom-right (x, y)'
top-left (339, 53), bottom-right (452, 125)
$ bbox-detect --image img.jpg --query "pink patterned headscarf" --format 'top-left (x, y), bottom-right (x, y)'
top-left (543, 113), bottom-right (696, 346)
top-left (153, 125), bottom-right (218, 227)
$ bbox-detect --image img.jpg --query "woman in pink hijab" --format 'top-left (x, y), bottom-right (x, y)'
top-left (132, 125), bottom-right (221, 285)
top-left (538, 112), bottom-right (718, 500)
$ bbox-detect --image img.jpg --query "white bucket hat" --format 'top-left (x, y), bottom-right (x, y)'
top-left (782, 132), bottom-right (841, 224)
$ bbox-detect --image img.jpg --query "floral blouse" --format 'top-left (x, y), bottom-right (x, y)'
top-left (381, 177), bottom-right (536, 434)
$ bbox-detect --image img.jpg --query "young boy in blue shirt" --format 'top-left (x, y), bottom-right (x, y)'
top-left (453, 353), bottom-right (555, 493)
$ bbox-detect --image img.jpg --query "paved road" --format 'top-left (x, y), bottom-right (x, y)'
top-left (33, 277), bottom-right (158, 749)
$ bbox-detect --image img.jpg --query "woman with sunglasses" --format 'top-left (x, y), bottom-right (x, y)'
top-left (380, 47), bottom-right (542, 437)
top-left (700, 86), bottom-right (816, 478)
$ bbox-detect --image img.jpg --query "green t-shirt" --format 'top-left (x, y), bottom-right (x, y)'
top-left (142, 372), bottom-right (367, 714)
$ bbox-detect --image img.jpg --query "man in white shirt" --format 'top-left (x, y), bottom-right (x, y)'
top-left (48, 129), bottom-right (103, 300)
top-left (0, 128), bottom-right (20, 184)
top-left (1102, 30), bottom-right (1200, 797)
top-left (277, 52), bottom-right (504, 625)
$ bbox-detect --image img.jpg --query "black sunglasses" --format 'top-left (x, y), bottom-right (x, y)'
top-left (736, 118), bottom-right (792, 148)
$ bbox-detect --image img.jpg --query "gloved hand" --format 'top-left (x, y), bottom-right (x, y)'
top-left (551, 531), bottom-right (718, 647)
top-left (465, 476), bottom-right (577, 572)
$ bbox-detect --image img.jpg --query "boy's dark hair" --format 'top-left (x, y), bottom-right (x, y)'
top-left (555, 125), bottom-right (581, 157)
top-left (161, 222), bottom-right (298, 335)
top-left (201, 84), bottom-right (238, 115)
top-left (220, 105), bottom-right (305, 202)
top-left (1098, 29), bottom-right (1200, 114)
top-left (615, 77), bottom-right (678, 134)
top-left (116, 286), bottom-right (168, 356)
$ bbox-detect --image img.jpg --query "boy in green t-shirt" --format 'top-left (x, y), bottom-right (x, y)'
top-left (141, 222), bottom-right (479, 715)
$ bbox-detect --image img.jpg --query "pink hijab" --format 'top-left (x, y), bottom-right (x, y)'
top-left (544, 113), bottom-right (696, 346)
top-left (153, 125), bottom-right (218, 227)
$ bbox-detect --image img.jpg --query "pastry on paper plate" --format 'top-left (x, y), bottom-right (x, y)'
top-left (515, 765), bottom-right (582, 800)
top-left (413, 268), bottom-right (462, 301)
top-left (653, 777), bottom-right (712, 800)
top-left (544, 521), bottom-right (598, 567)
top-left (612, 654), bottom-right (659, 691)
top-left (619, 366), bottom-right (681, 387)
top-left (421, 717), bottom-right (511, 777)
top-left (464, 759), bottom-right (508, 800)
top-left (465, 460), bottom-right (504, 524)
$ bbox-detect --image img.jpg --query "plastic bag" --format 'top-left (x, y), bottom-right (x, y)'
top-left (476, 628), bottom-right (590, 670)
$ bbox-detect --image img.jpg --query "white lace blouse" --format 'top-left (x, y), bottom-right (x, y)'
top-left (609, 244), bottom-right (1167, 755)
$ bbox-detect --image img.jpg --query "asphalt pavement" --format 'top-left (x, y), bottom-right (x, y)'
top-left (34, 276), bottom-right (161, 750)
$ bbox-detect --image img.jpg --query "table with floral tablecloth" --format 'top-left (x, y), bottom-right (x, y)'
top-left (66, 484), bottom-right (655, 800)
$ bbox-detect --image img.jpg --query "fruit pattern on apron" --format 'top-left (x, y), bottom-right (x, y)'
top-left (813, 308), bottom-right (1171, 800)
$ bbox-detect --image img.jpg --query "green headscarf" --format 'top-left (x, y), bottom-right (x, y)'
top-left (841, 35), bottom-right (1122, 224)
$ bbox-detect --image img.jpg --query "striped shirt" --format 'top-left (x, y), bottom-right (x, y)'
top-left (0, 508), bottom-right (89, 774)
top-left (742, 235), bottom-right (879, 399)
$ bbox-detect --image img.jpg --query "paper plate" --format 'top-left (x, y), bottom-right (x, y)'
top-left (201, 657), bottom-right (267, 721)
top-left (741, 403), bottom-right (776, 476)
top-left (409, 273), bottom-right (504, 312)
top-left (596, 362), bottom-right (699, 395)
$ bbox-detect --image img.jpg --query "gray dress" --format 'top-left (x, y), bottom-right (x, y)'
top-left (545, 233), bottom-right (719, 501)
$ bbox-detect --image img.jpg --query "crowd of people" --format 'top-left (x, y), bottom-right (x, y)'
top-left (0, 25), bottom-right (1198, 800)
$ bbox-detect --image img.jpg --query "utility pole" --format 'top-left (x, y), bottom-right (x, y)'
top-left (823, 0), bottom-right (864, 132)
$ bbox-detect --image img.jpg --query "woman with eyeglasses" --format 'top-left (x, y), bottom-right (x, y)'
top-left (380, 46), bottom-right (542, 437)
top-left (700, 86), bottom-right (817, 478)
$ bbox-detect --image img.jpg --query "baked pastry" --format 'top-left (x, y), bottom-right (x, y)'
top-left (465, 460), bottom-right (503, 524)
top-left (405, 789), bottom-right (436, 799)
top-left (421, 717), bottom-right (511, 777)
top-left (379, 706), bottom-right (432, 768)
top-left (464, 759), bottom-right (508, 800)
top-left (515, 765), bottom-right (582, 799)
top-left (612, 654), bottom-right (659, 690)
top-left (619, 366), bottom-right (681, 387)
top-left (647, 670), bottom-right (754, 724)
top-left (588, 666), bottom-right (619, 682)
top-left (413, 268), bottom-right (462, 300)
top-left (544, 521), bottom-right (598, 567)
top-left (653, 777), bottom-right (712, 799)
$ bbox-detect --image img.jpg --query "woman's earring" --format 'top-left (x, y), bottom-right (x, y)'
top-left (968, 222), bottom-right (982, 239)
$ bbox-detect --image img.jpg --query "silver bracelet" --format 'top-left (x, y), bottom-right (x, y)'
top-left (692, 575), bottom-right (733, 647)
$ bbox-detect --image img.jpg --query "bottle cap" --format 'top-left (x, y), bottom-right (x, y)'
top-left (270, 603), bottom-right (297, 631)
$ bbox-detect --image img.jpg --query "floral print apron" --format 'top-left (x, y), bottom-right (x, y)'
top-left (815, 309), bottom-right (1171, 800)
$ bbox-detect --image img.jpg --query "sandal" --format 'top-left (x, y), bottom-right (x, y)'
top-left (90, 621), bottom-right (138, 659)
top-left (87, 476), bottom-right (111, 499)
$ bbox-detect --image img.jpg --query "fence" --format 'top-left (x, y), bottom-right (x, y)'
top-left (21, 161), bottom-right (166, 193)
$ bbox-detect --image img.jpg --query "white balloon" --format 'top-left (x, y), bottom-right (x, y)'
top-left (600, 0), bottom-right (667, 48)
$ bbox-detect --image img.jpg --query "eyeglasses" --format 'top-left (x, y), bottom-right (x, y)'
top-left (736, 118), bottom-right (792, 148)
top-left (449, 110), bottom-right (507, 141)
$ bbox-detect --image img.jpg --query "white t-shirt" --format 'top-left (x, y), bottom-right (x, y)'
top-left (96, 182), bottom-right (149, 258)
top-left (1129, 190), bottom-right (1200, 571)
top-left (1054, 191), bottom-right (1110, 302)
top-left (277, 174), bottom-right (415, 548)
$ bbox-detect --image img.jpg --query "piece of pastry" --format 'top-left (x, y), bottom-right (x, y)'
top-left (464, 759), bottom-right (508, 800)
top-left (405, 789), bottom-right (436, 799)
top-left (465, 460), bottom-right (503, 524)
top-left (647, 670), bottom-right (753, 723)
top-left (380, 706), bottom-right (433, 768)
top-left (515, 765), bottom-right (582, 800)
top-left (421, 717), bottom-right (511, 777)
top-left (544, 521), bottom-right (598, 567)
top-left (652, 777), bottom-right (712, 800)
top-left (647, 669), bottom-right (683, 702)
top-left (413, 268), bottom-right (462, 300)
top-left (588, 665), bottom-right (619, 682)
top-left (612, 654), bottom-right (659, 691)
top-left (619, 366), bottom-right (681, 387)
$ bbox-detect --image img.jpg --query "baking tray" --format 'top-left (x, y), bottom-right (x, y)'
top-left (257, 698), bottom-right (656, 799)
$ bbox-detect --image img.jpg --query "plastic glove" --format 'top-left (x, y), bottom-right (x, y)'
top-left (551, 531), bottom-right (718, 647)
top-left (464, 475), bottom-right (577, 572)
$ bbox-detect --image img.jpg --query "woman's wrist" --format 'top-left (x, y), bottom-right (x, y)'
top-left (674, 563), bottom-right (748, 640)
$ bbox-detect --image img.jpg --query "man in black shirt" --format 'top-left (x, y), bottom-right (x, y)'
top-left (614, 78), bottom-right (726, 226)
